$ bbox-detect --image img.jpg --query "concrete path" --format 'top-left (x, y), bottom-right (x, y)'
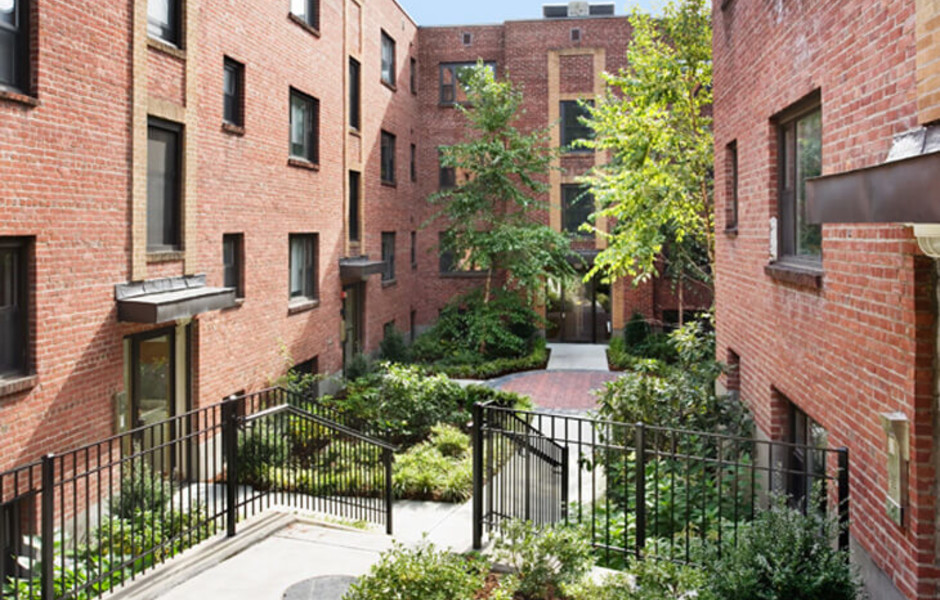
top-left (546, 343), bottom-right (610, 371)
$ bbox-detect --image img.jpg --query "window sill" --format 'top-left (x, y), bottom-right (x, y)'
top-left (147, 37), bottom-right (187, 60)
top-left (724, 226), bottom-right (738, 237)
top-left (288, 157), bottom-right (320, 171)
top-left (222, 298), bottom-right (245, 311)
top-left (288, 298), bottom-right (320, 315)
top-left (381, 80), bottom-right (397, 93)
top-left (288, 13), bottom-right (321, 38)
top-left (561, 149), bottom-right (595, 156)
top-left (0, 87), bottom-right (40, 108)
top-left (381, 279), bottom-right (398, 288)
top-left (0, 374), bottom-right (37, 399)
top-left (381, 180), bottom-right (397, 188)
top-left (440, 271), bottom-right (487, 279)
top-left (147, 250), bottom-right (184, 263)
top-left (222, 122), bottom-right (246, 136)
top-left (765, 260), bottom-right (823, 290)
top-left (349, 128), bottom-right (361, 138)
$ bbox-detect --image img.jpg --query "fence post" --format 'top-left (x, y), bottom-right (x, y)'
top-left (635, 423), bottom-right (646, 560)
top-left (384, 449), bottom-right (394, 535)
top-left (40, 454), bottom-right (54, 600)
top-left (837, 447), bottom-right (850, 554)
top-left (222, 398), bottom-right (239, 538)
top-left (560, 446), bottom-right (569, 523)
top-left (472, 403), bottom-right (485, 550)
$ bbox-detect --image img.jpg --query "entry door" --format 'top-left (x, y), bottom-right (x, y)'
top-left (343, 284), bottom-right (363, 371)
top-left (546, 275), bottom-right (611, 344)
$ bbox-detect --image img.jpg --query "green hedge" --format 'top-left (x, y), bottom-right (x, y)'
top-left (425, 337), bottom-right (549, 380)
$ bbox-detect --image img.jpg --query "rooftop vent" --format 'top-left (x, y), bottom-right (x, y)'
top-left (543, 2), bottom-right (615, 18)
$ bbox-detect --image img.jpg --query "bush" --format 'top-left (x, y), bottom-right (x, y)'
top-left (345, 352), bottom-right (377, 381)
top-left (380, 327), bottom-right (412, 363)
top-left (429, 337), bottom-right (549, 380)
top-left (492, 519), bottom-right (594, 599)
top-left (430, 424), bottom-right (470, 458)
top-left (393, 441), bottom-right (473, 503)
top-left (343, 540), bottom-right (487, 600)
top-left (111, 456), bottom-right (173, 519)
top-left (702, 499), bottom-right (862, 600)
top-left (236, 422), bottom-right (290, 489)
top-left (460, 384), bottom-right (533, 413)
top-left (563, 560), bottom-right (705, 600)
top-left (624, 311), bottom-right (651, 348)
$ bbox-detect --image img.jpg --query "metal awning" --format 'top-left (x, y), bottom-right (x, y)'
top-left (808, 126), bottom-right (940, 224)
top-left (116, 274), bottom-right (236, 324)
top-left (339, 257), bottom-right (386, 283)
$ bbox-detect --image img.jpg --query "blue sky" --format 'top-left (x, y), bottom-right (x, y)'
top-left (399, 1), bottom-right (661, 26)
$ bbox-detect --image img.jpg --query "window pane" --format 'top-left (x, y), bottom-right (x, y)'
top-left (381, 33), bottom-right (395, 85)
top-left (290, 238), bottom-right (304, 297)
top-left (290, 0), bottom-right (306, 19)
top-left (561, 101), bottom-right (593, 150)
top-left (562, 185), bottom-right (594, 235)
top-left (0, 31), bottom-right (13, 88)
top-left (0, 0), bottom-right (15, 28)
top-left (0, 242), bottom-right (24, 374)
top-left (147, 125), bottom-right (179, 251)
top-left (0, 248), bottom-right (14, 308)
top-left (290, 94), bottom-right (307, 157)
top-left (382, 233), bottom-right (395, 280)
top-left (147, 0), bottom-right (176, 43)
top-left (349, 171), bottom-right (360, 242)
top-left (796, 110), bottom-right (822, 256)
top-left (349, 59), bottom-right (361, 129)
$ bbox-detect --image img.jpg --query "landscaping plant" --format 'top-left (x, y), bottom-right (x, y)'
top-left (393, 425), bottom-right (473, 502)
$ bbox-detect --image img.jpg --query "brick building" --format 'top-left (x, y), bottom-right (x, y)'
top-left (0, 0), bottom-right (701, 500)
top-left (714, 0), bottom-right (940, 597)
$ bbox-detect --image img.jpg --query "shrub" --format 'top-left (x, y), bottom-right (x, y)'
top-left (429, 337), bottom-right (549, 380)
top-left (492, 519), bottom-right (594, 598)
top-left (701, 499), bottom-right (862, 600)
top-left (343, 540), bottom-right (487, 600)
top-left (430, 424), bottom-right (470, 458)
top-left (393, 425), bottom-right (472, 502)
top-left (563, 560), bottom-right (704, 600)
top-left (236, 422), bottom-right (290, 489)
top-left (460, 384), bottom-right (533, 413)
top-left (624, 311), bottom-right (651, 348)
top-left (345, 352), bottom-right (377, 381)
top-left (379, 327), bottom-right (412, 363)
top-left (111, 456), bottom-right (173, 519)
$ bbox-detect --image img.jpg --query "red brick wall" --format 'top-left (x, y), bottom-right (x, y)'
top-left (713, 0), bottom-right (937, 597)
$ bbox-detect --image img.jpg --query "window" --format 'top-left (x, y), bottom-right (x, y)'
top-left (0, 0), bottom-right (30, 93)
top-left (222, 233), bottom-right (244, 299)
top-left (292, 356), bottom-right (319, 397)
top-left (380, 130), bottom-right (396, 184)
top-left (410, 309), bottom-right (416, 341)
top-left (777, 98), bottom-right (821, 261)
top-left (439, 62), bottom-right (495, 105)
top-left (439, 232), bottom-right (480, 274)
top-left (786, 400), bottom-right (828, 512)
top-left (381, 30), bottom-right (395, 87)
top-left (560, 100), bottom-right (594, 152)
top-left (726, 141), bottom-right (738, 232)
top-left (381, 232), bottom-right (395, 281)
top-left (0, 239), bottom-right (27, 377)
top-left (289, 88), bottom-right (319, 164)
top-left (147, 118), bottom-right (182, 252)
top-left (223, 57), bottom-right (244, 127)
top-left (410, 231), bottom-right (417, 270)
top-left (438, 149), bottom-right (455, 189)
top-left (462, 32), bottom-right (472, 46)
top-left (147, 0), bottom-right (180, 46)
top-left (289, 234), bottom-right (318, 302)
top-left (410, 57), bottom-right (417, 94)
top-left (410, 144), bottom-right (417, 182)
top-left (561, 185), bottom-right (594, 236)
top-left (290, 0), bottom-right (318, 30)
top-left (349, 58), bottom-right (361, 131)
top-left (348, 171), bottom-right (361, 243)
top-left (570, 28), bottom-right (581, 42)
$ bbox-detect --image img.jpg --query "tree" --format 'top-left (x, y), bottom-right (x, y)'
top-left (580, 0), bottom-right (713, 320)
top-left (429, 63), bottom-right (575, 350)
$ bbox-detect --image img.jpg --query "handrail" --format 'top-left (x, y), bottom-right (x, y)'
top-left (243, 403), bottom-right (399, 452)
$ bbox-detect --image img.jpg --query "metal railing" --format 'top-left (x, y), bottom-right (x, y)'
top-left (0, 388), bottom-right (394, 600)
top-left (472, 403), bottom-right (850, 568)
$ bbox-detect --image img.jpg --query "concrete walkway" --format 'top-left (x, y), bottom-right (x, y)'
top-left (546, 343), bottom-right (610, 371)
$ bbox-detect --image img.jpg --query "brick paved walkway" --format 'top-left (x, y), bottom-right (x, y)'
top-left (493, 370), bottom-right (620, 411)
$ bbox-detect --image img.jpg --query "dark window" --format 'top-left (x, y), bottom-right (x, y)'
top-left (0, 0), bottom-right (30, 93)
top-left (438, 149), bottom-right (455, 189)
top-left (560, 100), bottom-right (594, 151)
top-left (570, 28), bottom-right (581, 42)
top-left (381, 30), bottom-right (395, 87)
top-left (439, 231), bottom-right (480, 274)
top-left (381, 130), bottom-right (396, 184)
top-left (147, 118), bottom-right (182, 252)
top-left (0, 239), bottom-right (27, 377)
top-left (778, 104), bottom-right (822, 260)
top-left (410, 57), bottom-right (417, 94)
top-left (439, 62), bottom-right (495, 105)
top-left (786, 399), bottom-right (828, 512)
top-left (410, 309), bottom-right (416, 341)
top-left (223, 57), bottom-right (244, 127)
top-left (289, 88), bottom-right (319, 164)
top-left (292, 356), bottom-right (319, 397)
top-left (348, 171), bottom-right (361, 243)
top-left (222, 233), bottom-right (244, 298)
top-left (589, 4), bottom-right (614, 15)
top-left (561, 185), bottom-right (594, 236)
top-left (349, 57), bottom-right (361, 131)
top-left (462, 32), bottom-right (472, 46)
top-left (289, 234), bottom-right (318, 301)
top-left (290, 0), bottom-right (318, 29)
top-left (726, 141), bottom-right (738, 231)
top-left (410, 231), bottom-right (417, 269)
top-left (381, 232), bottom-right (395, 281)
top-left (410, 143), bottom-right (417, 182)
top-left (147, 0), bottom-right (180, 46)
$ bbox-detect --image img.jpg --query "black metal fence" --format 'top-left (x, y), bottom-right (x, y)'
top-left (472, 403), bottom-right (849, 568)
top-left (0, 387), bottom-right (394, 600)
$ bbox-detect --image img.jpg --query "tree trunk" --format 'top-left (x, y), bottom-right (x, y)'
top-left (478, 267), bottom-right (494, 355)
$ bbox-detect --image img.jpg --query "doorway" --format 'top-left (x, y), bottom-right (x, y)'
top-left (546, 274), bottom-right (611, 344)
top-left (342, 283), bottom-right (364, 373)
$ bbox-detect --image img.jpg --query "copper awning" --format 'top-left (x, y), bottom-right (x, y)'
top-left (116, 275), bottom-right (236, 323)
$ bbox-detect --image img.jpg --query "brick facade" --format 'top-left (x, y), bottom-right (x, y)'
top-left (714, 0), bottom-right (940, 597)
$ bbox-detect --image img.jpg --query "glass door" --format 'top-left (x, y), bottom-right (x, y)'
top-left (343, 284), bottom-right (363, 372)
top-left (131, 329), bottom-right (175, 475)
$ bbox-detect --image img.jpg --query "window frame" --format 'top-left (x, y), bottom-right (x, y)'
top-left (776, 97), bottom-right (822, 264)
top-left (725, 140), bottom-right (738, 232)
top-left (0, 238), bottom-right (29, 378)
top-left (348, 171), bottom-right (361, 243)
top-left (410, 143), bottom-right (417, 182)
top-left (561, 184), bottom-right (595, 237)
top-left (223, 57), bottom-right (244, 127)
top-left (288, 233), bottom-right (318, 303)
top-left (0, 0), bottom-right (31, 94)
top-left (147, 0), bottom-right (181, 47)
top-left (410, 57), bottom-right (417, 95)
top-left (289, 0), bottom-right (319, 30)
top-left (380, 30), bottom-right (396, 88)
top-left (380, 130), bottom-right (396, 184)
top-left (438, 231), bottom-right (482, 275)
top-left (289, 87), bottom-right (319, 165)
top-left (381, 232), bottom-right (396, 282)
top-left (439, 61), bottom-right (495, 106)
top-left (146, 117), bottom-right (183, 253)
top-left (222, 233), bottom-right (244, 299)
top-left (349, 57), bottom-right (361, 131)
top-left (410, 231), bottom-right (417, 270)
top-left (560, 100), bottom-right (594, 152)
